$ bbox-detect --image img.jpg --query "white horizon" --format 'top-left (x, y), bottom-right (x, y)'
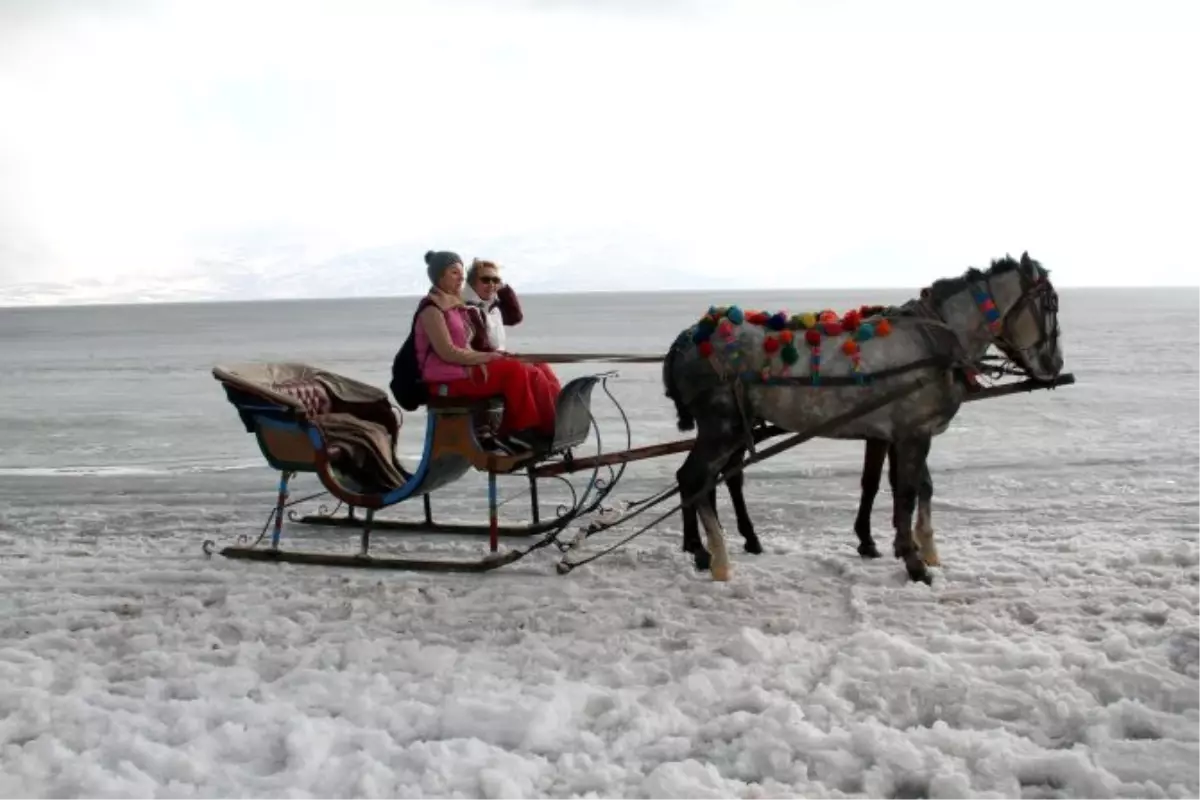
top-left (2, 0), bottom-right (1197, 307)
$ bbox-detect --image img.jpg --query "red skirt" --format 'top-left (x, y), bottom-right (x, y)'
top-left (437, 358), bottom-right (560, 436)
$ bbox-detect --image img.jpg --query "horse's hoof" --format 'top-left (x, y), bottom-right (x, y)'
top-left (906, 558), bottom-right (932, 585)
top-left (858, 541), bottom-right (881, 559)
top-left (743, 538), bottom-right (763, 555)
top-left (922, 553), bottom-right (941, 567)
top-left (710, 563), bottom-right (731, 582)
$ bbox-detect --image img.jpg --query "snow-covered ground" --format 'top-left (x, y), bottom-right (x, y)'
top-left (0, 289), bottom-right (1196, 798)
top-left (0, 455), bottom-right (1195, 799)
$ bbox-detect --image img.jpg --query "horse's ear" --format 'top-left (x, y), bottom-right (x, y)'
top-left (1020, 251), bottom-right (1032, 268)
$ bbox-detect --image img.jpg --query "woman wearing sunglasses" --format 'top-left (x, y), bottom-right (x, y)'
top-left (463, 256), bottom-right (562, 430)
top-left (464, 258), bottom-right (522, 353)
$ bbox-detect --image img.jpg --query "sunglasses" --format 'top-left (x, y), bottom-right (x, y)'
top-left (477, 276), bottom-right (502, 285)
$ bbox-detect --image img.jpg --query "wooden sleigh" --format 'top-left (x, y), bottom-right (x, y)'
top-left (211, 363), bottom-right (626, 568)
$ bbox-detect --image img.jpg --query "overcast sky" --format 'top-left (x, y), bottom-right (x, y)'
top-left (1, 0), bottom-right (1196, 303)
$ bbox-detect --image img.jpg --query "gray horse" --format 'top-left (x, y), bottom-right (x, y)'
top-left (663, 253), bottom-right (1063, 584)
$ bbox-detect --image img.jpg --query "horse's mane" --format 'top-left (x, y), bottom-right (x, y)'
top-left (925, 254), bottom-right (1041, 305)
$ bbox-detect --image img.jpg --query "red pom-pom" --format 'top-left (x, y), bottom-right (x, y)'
top-left (823, 321), bottom-right (843, 336)
top-left (841, 339), bottom-right (859, 356)
top-left (842, 310), bottom-right (861, 330)
top-left (763, 336), bottom-right (780, 354)
top-left (804, 329), bottom-right (822, 346)
top-left (698, 340), bottom-right (714, 358)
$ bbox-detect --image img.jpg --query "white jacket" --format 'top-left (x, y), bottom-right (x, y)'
top-left (462, 283), bottom-right (524, 352)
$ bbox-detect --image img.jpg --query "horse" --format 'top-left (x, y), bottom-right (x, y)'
top-left (663, 252), bottom-right (1062, 584)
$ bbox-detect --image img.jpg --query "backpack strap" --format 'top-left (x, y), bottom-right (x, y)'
top-left (412, 297), bottom-right (437, 372)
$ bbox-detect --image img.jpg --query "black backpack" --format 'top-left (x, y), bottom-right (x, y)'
top-left (389, 298), bottom-right (435, 411)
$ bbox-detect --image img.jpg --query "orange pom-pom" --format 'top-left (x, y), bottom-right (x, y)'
top-left (842, 339), bottom-right (859, 356)
top-left (876, 319), bottom-right (892, 336)
top-left (779, 329), bottom-right (794, 344)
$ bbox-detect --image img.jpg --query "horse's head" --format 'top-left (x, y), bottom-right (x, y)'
top-left (980, 252), bottom-right (1063, 382)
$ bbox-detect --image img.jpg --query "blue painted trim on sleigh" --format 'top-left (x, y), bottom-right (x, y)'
top-left (380, 413), bottom-right (438, 505)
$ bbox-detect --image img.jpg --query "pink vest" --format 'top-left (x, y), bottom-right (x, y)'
top-left (415, 303), bottom-right (472, 383)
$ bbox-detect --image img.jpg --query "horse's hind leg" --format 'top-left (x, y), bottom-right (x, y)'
top-left (914, 462), bottom-right (939, 567)
top-left (891, 436), bottom-right (932, 585)
top-left (724, 450), bottom-right (761, 555)
top-left (853, 439), bottom-right (888, 558)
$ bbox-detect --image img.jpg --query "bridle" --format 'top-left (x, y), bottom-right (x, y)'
top-left (909, 264), bottom-right (1059, 382)
top-left (969, 266), bottom-right (1059, 379)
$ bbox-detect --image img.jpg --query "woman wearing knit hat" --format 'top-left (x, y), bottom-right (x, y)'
top-left (409, 249), bottom-right (558, 448)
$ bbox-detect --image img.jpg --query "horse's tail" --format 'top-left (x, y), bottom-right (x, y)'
top-left (662, 333), bottom-right (695, 432)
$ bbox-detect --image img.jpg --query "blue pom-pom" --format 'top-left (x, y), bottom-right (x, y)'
top-left (767, 312), bottom-right (788, 331)
top-left (726, 305), bottom-right (744, 325)
top-left (856, 323), bottom-right (875, 342)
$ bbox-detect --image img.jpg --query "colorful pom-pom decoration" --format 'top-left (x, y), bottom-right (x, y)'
top-left (804, 329), bottom-right (822, 346)
top-left (692, 325), bottom-right (713, 344)
top-left (822, 321), bottom-right (843, 337)
top-left (876, 319), bottom-right (892, 336)
top-left (842, 339), bottom-right (859, 356)
top-left (767, 312), bottom-right (788, 331)
top-left (781, 343), bottom-right (800, 365)
top-left (763, 336), bottom-right (781, 354)
top-left (698, 340), bottom-right (714, 358)
top-left (842, 310), bottom-right (862, 331)
top-left (779, 329), bottom-right (794, 344)
top-left (856, 323), bottom-right (875, 342)
top-left (800, 312), bottom-right (817, 329)
top-left (726, 306), bottom-right (744, 325)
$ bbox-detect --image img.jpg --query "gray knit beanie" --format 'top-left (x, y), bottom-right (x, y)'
top-left (425, 250), bottom-right (463, 285)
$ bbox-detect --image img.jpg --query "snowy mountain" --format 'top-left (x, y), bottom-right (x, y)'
top-left (0, 227), bottom-right (740, 307)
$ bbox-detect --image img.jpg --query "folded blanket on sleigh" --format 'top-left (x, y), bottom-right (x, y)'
top-left (214, 363), bottom-right (447, 494)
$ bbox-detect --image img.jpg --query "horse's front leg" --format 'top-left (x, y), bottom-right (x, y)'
top-left (914, 462), bottom-right (940, 567)
top-left (891, 436), bottom-right (932, 585)
top-left (697, 502), bottom-right (731, 582)
top-left (680, 501), bottom-right (710, 572)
